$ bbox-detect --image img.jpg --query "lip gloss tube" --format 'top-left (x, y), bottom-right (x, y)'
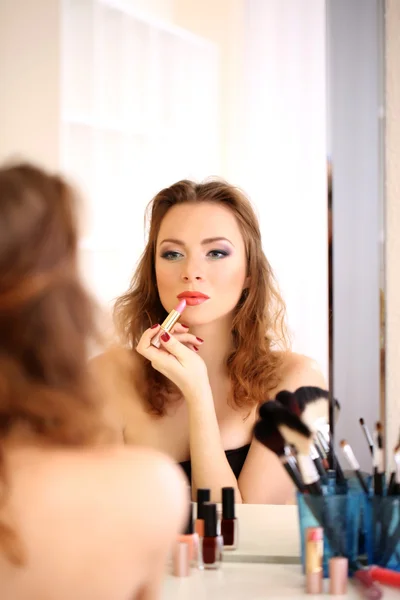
top-left (195, 488), bottom-right (210, 537)
top-left (178, 503), bottom-right (199, 567)
top-left (151, 299), bottom-right (186, 348)
top-left (305, 527), bottom-right (323, 594)
top-left (221, 487), bottom-right (238, 550)
top-left (201, 502), bottom-right (223, 569)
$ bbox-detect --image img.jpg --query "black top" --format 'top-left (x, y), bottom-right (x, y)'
top-left (179, 444), bottom-right (251, 483)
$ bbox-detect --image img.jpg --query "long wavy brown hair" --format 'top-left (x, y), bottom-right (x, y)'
top-left (114, 179), bottom-right (289, 415)
top-left (0, 162), bottom-right (114, 565)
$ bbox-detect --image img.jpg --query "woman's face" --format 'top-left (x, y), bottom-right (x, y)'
top-left (155, 202), bottom-right (248, 327)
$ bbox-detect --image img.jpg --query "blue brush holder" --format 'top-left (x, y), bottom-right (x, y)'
top-left (297, 479), bottom-right (368, 577)
top-left (364, 495), bottom-right (400, 571)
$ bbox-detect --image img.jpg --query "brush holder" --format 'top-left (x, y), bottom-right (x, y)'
top-left (297, 487), bottom-right (367, 577)
top-left (364, 495), bottom-right (400, 571)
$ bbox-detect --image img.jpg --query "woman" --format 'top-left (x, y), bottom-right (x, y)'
top-left (0, 162), bottom-right (187, 600)
top-left (107, 179), bottom-right (326, 504)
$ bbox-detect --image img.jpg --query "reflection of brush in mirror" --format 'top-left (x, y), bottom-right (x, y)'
top-left (254, 403), bottom-right (305, 492)
top-left (373, 422), bottom-right (384, 496)
top-left (387, 445), bottom-right (400, 496)
top-left (359, 418), bottom-right (374, 457)
top-left (339, 440), bottom-right (369, 494)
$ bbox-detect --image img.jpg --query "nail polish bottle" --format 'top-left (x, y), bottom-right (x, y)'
top-left (201, 502), bottom-right (223, 569)
top-left (221, 487), bottom-right (238, 550)
top-left (195, 488), bottom-right (210, 537)
top-left (178, 502), bottom-right (199, 566)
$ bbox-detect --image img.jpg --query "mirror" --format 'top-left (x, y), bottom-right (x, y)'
top-left (0, 0), bottom-right (386, 560)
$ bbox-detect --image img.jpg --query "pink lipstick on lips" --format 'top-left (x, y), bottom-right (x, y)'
top-left (151, 299), bottom-right (186, 349)
top-left (177, 291), bottom-right (210, 307)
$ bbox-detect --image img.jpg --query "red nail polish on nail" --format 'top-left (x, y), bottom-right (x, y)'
top-left (196, 337), bottom-right (204, 343)
top-left (161, 332), bottom-right (170, 342)
top-left (193, 346), bottom-right (199, 352)
top-left (151, 324), bottom-right (159, 329)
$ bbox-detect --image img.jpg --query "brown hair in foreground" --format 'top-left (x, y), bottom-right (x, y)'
top-left (0, 162), bottom-right (118, 565)
top-left (114, 179), bottom-right (289, 415)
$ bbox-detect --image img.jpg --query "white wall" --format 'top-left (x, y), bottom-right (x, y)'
top-left (238, 0), bottom-right (329, 377)
top-left (0, 0), bottom-right (329, 377)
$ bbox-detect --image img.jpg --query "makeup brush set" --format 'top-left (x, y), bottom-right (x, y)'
top-left (253, 387), bottom-right (400, 581)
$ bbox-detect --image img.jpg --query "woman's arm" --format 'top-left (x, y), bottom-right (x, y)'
top-left (136, 326), bottom-right (242, 503)
top-left (238, 353), bottom-right (327, 504)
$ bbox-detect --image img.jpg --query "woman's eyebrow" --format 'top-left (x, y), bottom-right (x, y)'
top-left (159, 236), bottom-right (234, 247)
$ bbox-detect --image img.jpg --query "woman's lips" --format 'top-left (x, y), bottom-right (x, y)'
top-left (183, 297), bottom-right (209, 306)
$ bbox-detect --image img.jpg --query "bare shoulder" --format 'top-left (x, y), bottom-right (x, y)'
top-left (90, 347), bottom-right (153, 445)
top-left (7, 446), bottom-right (187, 575)
top-left (273, 351), bottom-right (327, 394)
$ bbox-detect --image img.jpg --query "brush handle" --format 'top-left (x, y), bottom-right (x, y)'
top-left (356, 470), bottom-right (369, 494)
top-left (282, 461), bottom-right (305, 493)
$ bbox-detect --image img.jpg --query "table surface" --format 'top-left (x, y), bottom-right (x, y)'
top-left (161, 562), bottom-right (398, 599)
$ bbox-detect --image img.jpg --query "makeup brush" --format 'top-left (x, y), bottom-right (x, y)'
top-left (275, 390), bottom-right (327, 481)
top-left (359, 418), bottom-right (374, 457)
top-left (292, 387), bottom-right (345, 484)
top-left (253, 422), bottom-right (305, 492)
top-left (373, 422), bottom-right (384, 496)
top-left (387, 445), bottom-right (400, 496)
top-left (339, 440), bottom-right (369, 494)
top-left (256, 401), bottom-right (319, 493)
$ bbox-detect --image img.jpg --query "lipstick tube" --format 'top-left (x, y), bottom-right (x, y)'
top-left (201, 502), bottom-right (223, 569)
top-left (151, 299), bottom-right (186, 348)
top-left (305, 527), bottom-right (323, 594)
top-left (221, 487), bottom-right (238, 550)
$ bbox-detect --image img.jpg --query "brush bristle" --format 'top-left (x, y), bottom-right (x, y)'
top-left (275, 390), bottom-right (299, 414)
top-left (340, 439), bottom-right (348, 448)
top-left (257, 400), bottom-right (312, 438)
top-left (253, 422), bottom-right (286, 456)
top-left (359, 418), bottom-right (364, 425)
top-left (294, 386), bottom-right (329, 411)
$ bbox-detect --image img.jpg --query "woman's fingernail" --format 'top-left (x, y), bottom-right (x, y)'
top-left (193, 346), bottom-right (199, 352)
top-left (196, 337), bottom-right (204, 343)
top-left (161, 332), bottom-right (170, 342)
top-left (151, 324), bottom-right (159, 329)
top-left (181, 323), bottom-right (189, 329)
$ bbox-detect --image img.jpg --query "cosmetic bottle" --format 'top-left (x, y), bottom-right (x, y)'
top-left (221, 487), bottom-right (238, 550)
top-left (201, 502), bottom-right (223, 569)
top-left (195, 488), bottom-right (210, 537)
top-left (305, 526), bottom-right (323, 594)
top-left (178, 503), bottom-right (199, 566)
top-left (172, 541), bottom-right (190, 577)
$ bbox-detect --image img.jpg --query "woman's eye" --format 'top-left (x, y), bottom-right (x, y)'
top-left (207, 249), bottom-right (229, 259)
top-left (161, 251), bottom-right (183, 260)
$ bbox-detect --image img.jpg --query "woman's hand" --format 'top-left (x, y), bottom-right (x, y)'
top-left (136, 326), bottom-right (210, 401)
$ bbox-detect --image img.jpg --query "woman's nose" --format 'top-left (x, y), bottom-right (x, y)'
top-left (180, 260), bottom-right (204, 282)
top-left (181, 273), bottom-right (203, 282)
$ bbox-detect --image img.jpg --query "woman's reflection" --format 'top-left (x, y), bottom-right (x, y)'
top-left (97, 180), bottom-right (326, 504)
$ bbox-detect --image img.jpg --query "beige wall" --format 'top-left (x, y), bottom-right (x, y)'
top-left (0, 0), bottom-right (61, 169)
top-left (173, 0), bottom-right (245, 180)
top-left (385, 0), bottom-right (400, 457)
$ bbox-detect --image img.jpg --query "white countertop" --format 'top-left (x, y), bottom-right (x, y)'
top-left (162, 562), bottom-right (398, 599)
